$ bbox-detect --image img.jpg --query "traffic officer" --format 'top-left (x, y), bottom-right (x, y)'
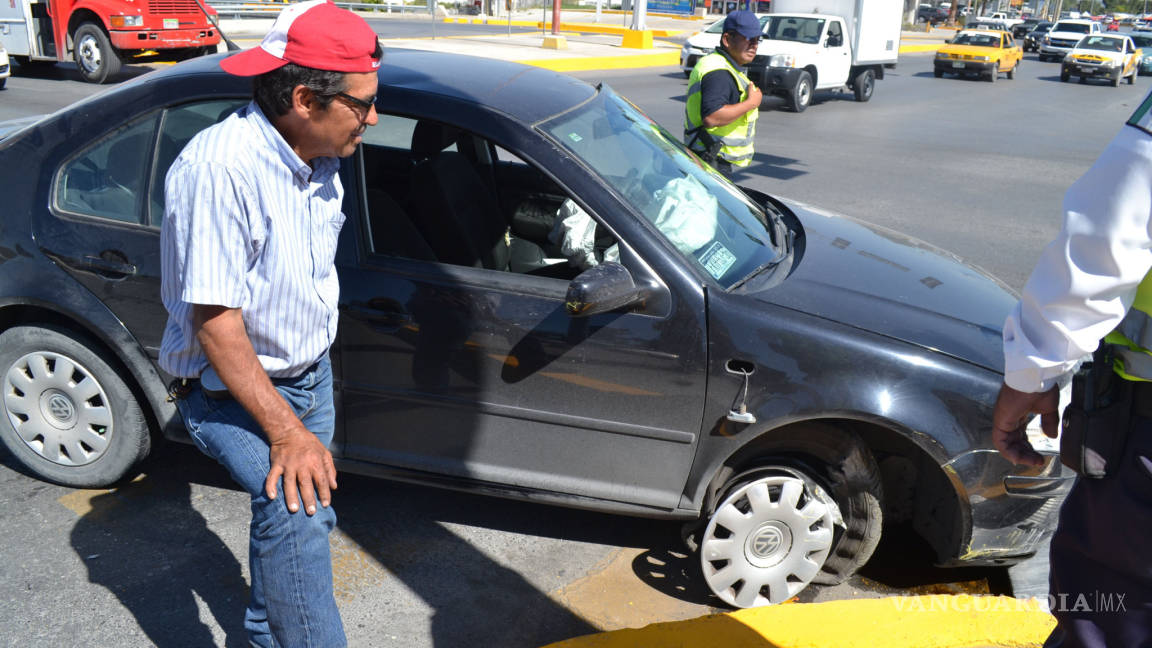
top-left (684, 9), bottom-right (763, 177)
top-left (992, 92), bottom-right (1152, 645)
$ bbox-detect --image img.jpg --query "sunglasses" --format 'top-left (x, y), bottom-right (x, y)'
top-left (329, 91), bottom-right (376, 119)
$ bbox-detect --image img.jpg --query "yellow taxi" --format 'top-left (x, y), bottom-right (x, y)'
top-left (1061, 33), bottom-right (1141, 86)
top-left (933, 29), bottom-right (1023, 82)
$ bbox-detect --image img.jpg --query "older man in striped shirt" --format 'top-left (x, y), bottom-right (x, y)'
top-left (158, 2), bottom-right (381, 646)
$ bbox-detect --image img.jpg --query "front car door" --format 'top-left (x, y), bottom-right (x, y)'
top-left (818, 19), bottom-right (852, 87)
top-left (334, 111), bottom-right (709, 513)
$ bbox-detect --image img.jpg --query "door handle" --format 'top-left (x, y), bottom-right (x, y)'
top-left (345, 302), bottom-right (413, 330)
top-left (81, 255), bottom-right (137, 277)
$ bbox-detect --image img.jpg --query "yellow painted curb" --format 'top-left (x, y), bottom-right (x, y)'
top-left (442, 16), bottom-right (680, 37)
top-left (540, 595), bottom-right (1056, 648)
top-left (515, 51), bottom-right (679, 71)
top-left (900, 43), bottom-right (945, 53)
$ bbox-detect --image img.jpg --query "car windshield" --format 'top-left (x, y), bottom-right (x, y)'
top-left (1131, 35), bottom-right (1152, 47)
top-left (1031, 23), bottom-right (1052, 33)
top-left (1054, 21), bottom-right (1091, 33)
top-left (763, 16), bottom-right (826, 44)
top-left (1079, 35), bottom-right (1122, 50)
top-left (952, 31), bottom-right (1002, 46)
top-left (539, 87), bottom-right (786, 289)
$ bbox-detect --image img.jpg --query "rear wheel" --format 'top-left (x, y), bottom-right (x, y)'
top-left (789, 71), bottom-right (812, 113)
top-left (853, 68), bottom-right (875, 102)
top-left (0, 325), bottom-right (150, 487)
top-left (1007, 60), bottom-right (1017, 79)
top-left (1129, 68), bottom-right (1137, 85)
top-left (697, 424), bottom-right (883, 607)
top-left (73, 22), bottom-right (121, 84)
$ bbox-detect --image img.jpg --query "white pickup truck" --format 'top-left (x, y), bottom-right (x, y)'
top-left (744, 0), bottom-right (902, 113)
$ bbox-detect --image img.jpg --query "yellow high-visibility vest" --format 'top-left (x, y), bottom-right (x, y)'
top-left (683, 51), bottom-right (758, 168)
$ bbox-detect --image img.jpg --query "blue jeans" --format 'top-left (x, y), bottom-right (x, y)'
top-left (177, 357), bottom-right (345, 648)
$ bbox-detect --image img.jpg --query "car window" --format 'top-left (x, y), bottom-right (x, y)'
top-left (149, 99), bottom-right (247, 227)
top-left (764, 16), bottom-right (825, 44)
top-left (360, 113), bottom-right (613, 280)
top-left (55, 113), bottom-right (159, 225)
top-left (953, 31), bottom-right (1001, 46)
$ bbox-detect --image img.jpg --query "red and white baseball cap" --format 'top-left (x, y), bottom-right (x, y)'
top-left (221, 0), bottom-right (381, 76)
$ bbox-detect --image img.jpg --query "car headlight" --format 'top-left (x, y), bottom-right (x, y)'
top-left (768, 53), bottom-right (796, 68)
top-left (1143, 55), bottom-right (1152, 64)
top-left (1042, 35), bottom-right (1050, 44)
top-left (976, 55), bottom-right (991, 61)
top-left (1104, 59), bottom-right (1120, 67)
top-left (935, 51), bottom-right (949, 59)
top-left (109, 14), bottom-right (143, 27)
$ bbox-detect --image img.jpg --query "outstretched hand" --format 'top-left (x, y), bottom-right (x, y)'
top-left (991, 382), bottom-right (1060, 467)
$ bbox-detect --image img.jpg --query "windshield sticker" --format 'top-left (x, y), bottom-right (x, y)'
top-left (699, 241), bottom-right (736, 280)
top-left (1127, 88), bottom-right (1152, 135)
top-left (567, 132), bottom-right (583, 143)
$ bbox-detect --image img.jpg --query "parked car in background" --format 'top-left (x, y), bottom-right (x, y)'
top-left (1012, 17), bottom-right (1042, 38)
top-left (0, 41), bottom-right (8, 91)
top-left (1024, 22), bottom-right (1053, 52)
top-left (934, 28), bottom-right (1022, 81)
top-left (1040, 19), bottom-right (1102, 61)
top-left (1061, 33), bottom-right (1140, 85)
top-left (917, 4), bottom-right (949, 23)
top-left (679, 13), bottom-right (770, 77)
top-left (1130, 33), bottom-right (1152, 74)
top-left (0, 50), bottom-right (1073, 610)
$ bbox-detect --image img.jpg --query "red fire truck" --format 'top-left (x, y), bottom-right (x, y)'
top-left (0, 0), bottom-right (221, 83)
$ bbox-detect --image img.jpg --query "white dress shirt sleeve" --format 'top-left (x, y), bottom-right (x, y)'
top-left (1003, 125), bottom-right (1152, 393)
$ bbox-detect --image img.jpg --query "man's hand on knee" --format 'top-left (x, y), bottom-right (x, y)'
top-left (265, 426), bottom-right (338, 515)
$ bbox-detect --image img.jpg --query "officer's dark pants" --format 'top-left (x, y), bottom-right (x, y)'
top-left (1045, 413), bottom-right (1152, 647)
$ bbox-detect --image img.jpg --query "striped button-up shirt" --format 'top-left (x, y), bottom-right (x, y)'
top-left (159, 101), bottom-right (345, 379)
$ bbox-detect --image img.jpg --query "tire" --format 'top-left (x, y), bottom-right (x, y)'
top-left (933, 68), bottom-right (943, 78)
top-left (853, 68), bottom-right (875, 102)
top-left (1112, 71), bottom-right (1122, 87)
top-left (1007, 61), bottom-right (1016, 80)
top-left (1060, 69), bottom-right (1070, 82)
top-left (73, 23), bottom-right (121, 84)
top-left (987, 63), bottom-right (998, 82)
top-left (0, 325), bottom-right (150, 487)
top-left (0, 78), bottom-right (5, 91)
top-left (789, 70), bottom-right (812, 113)
top-left (1129, 69), bottom-right (1136, 85)
top-left (697, 423), bottom-right (883, 607)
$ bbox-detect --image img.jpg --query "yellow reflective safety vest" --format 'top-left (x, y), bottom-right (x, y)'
top-left (683, 51), bottom-right (759, 168)
top-left (1105, 269), bottom-right (1152, 381)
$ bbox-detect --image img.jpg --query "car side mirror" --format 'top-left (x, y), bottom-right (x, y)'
top-left (565, 262), bottom-right (648, 317)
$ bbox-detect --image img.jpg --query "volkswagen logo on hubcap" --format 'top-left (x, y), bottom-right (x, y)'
top-left (752, 527), bottom-right (783, 557)
top-left (40, 389), bottom-right (78, 429)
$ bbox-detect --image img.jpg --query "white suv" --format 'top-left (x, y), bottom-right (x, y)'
top-left (1040, 19), bottom-right (1101, 61)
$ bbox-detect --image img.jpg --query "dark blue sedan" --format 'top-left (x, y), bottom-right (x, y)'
top-left (0, 50), bottom-right (1072, 608)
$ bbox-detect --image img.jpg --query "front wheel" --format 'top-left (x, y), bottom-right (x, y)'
top-left (853, 68), bottom-right (875, 102)
top-left (789, 71), bottom-right (812, 113)
top-left (697, 424), bottom-right (883, 607)
top-left (73, 23), bottom-right (121, 84)
top-left (0, 325), bottom-right (150, 487)
top-left (933, 68), bottom-right (943, 78)
top-left (987, 62), bottom-right (998, 82)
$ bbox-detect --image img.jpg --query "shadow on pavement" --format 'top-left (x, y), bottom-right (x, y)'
top-left (67, 443), bottom-right (250, 647)
top-left (13, 60), bottom-right (156, 84)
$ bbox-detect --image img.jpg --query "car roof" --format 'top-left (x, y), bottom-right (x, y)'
top-left (147, 49), bottom-right (598, 125)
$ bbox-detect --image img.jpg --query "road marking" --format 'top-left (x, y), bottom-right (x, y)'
top-left (541, 594), bottom-right (1055, 648)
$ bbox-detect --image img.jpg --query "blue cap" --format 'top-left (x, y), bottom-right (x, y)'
top-left (723, 10), bottom-right (762, 40)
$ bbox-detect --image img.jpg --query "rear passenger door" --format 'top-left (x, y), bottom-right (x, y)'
top-left (35, 99), bottom-right (246, 358)
top-left (335, 114), bottom-right (708, 511)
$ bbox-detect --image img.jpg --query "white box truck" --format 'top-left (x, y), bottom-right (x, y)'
top-left (745, 0), bottom-right (903, 112)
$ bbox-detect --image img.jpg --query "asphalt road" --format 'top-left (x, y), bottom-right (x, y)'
top-left (0, 42), bottom-right (1137, 647)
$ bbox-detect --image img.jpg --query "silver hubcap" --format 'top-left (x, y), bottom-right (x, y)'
top-left (4, 351), bottom-right (112, 466)
top-left (798, 81), bottom-right (811, 105)
top-left (700, 475), bottom-right (837, 608)
top-left (77, 34), bottom-right (102, 74)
